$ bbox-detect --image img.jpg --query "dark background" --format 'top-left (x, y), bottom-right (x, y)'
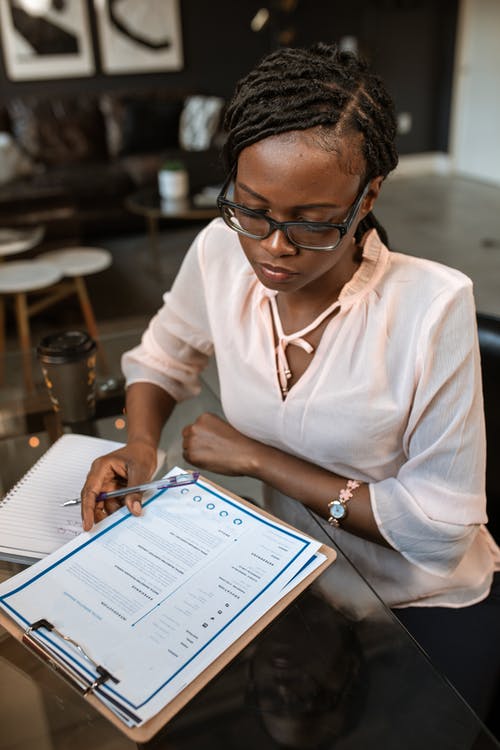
top-left (0, 0), bottom-right (458, 156)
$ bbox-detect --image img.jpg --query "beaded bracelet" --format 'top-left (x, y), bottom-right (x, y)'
top-left (327, 479), bottom-right (361, 527)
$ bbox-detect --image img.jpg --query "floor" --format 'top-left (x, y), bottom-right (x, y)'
top-left (375, 173), bottom-right (500, 317)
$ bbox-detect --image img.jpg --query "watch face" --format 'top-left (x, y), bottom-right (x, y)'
top-left (329, 500), bottom-right (346, 520)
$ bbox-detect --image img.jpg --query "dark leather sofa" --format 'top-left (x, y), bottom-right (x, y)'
top-left (0, 92), bottom-right (225, 243)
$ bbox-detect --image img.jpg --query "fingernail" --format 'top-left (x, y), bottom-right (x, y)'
top-left (133, 501), bottom-right (142, 514)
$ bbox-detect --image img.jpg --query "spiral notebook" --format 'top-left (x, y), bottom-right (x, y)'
top-left (0, 434), bottom-right (126, 565)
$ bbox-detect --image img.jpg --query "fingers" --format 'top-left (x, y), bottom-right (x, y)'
top-left (82, 490), bottom-right (143, 532)
top-left (81, 486), bottom-right (100, 532)
top-left (80, 441), bottom-right (163, 530)
top-left (95, 503), bottom-right (108, 524)
top-left (81, 453), bottom-right (128, 531)
top-left (181, 413), bottom-right (256, 477)
top-left (121, 441), bottom-right (160, 516)
top-left (123, 491), bottom-right (144, 518)
top-left (103, 497), bottom-right (124, 516)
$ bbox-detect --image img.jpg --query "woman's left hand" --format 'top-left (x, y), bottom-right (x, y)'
top-left (182, 413), bottom-right (260, 476)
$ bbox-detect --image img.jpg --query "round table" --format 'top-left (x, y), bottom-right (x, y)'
top-left (0, 226), bottom-right (45, 259)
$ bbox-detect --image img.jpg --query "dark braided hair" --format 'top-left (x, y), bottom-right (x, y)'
top-left (222, 42), bottom-right (399, 246)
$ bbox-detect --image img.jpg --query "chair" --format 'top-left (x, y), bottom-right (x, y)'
top-left (477, 312), bottom-right (500, 544)
top-left (36, 247), bottom-right (112, 344)
top-left (478, 312), bottom-right (500, 750)
top-left (0, 247), bottom-right (112, 391)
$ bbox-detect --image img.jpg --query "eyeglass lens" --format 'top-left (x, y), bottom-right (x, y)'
top-left (222, 205), bottom-right (342, 248)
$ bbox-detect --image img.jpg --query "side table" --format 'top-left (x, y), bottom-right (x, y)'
top-left (125, 187), bottom-right (218, 273)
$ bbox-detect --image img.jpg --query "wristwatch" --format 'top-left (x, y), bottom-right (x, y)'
top-left (327, 498), bottom-right (348, 527)
top-left (327, 479), bottom-right (361, 528)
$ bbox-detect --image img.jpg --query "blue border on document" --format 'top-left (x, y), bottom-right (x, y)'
top-left (0, 478), bottom-right (314, 714)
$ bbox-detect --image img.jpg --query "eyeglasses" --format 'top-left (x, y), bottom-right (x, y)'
top-left (217, 172), bottom-right (369, 251)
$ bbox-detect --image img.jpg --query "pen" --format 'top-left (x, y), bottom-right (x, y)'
top-left (61, 471), bottom-right (200, 507)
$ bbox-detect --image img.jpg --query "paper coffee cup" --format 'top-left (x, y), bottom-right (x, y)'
top-left (37, 330), bottom-right (97, 423)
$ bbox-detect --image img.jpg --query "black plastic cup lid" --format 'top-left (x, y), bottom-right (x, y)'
top-left (37, 330), bottom-right (96, 364)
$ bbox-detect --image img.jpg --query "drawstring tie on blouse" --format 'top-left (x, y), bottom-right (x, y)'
top-left (269, 295), bottom-right (340, 397)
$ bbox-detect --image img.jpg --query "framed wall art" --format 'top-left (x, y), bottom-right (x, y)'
top-left (0, 0), bottom-right (94, 81)
top-left (94, 0), bottom-right (183, 75)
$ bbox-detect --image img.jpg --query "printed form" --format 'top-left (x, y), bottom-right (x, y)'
top-left (0, 470), bottom-right (325, 727)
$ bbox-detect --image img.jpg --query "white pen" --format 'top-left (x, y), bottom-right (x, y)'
top-left (61, 471), bottom-right (200, 507)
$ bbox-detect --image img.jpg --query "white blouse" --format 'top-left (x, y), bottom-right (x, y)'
top-left (122, 218), bottom-right (500, 609)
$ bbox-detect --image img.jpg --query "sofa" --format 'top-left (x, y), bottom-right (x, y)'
top-left (0, 91), bottom-right (225, 243)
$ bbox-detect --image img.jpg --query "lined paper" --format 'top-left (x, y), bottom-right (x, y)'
top-left (0, 434), bottom-right (124, 564)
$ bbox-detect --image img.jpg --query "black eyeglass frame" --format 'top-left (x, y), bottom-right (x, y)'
top-left (216, 170), bottom-right (370, 252)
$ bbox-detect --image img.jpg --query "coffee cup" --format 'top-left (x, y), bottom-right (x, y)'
top-left (37, 330), bottom-right (97, 423)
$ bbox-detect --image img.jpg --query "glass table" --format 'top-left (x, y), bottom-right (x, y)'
top-left (0, 333), bottom-right (499, 749)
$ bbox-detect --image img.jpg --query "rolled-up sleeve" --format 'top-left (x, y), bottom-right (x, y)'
top-left (122, 225), bottom-right (214, 402)
top-left (370, 281), bottom-right (487, 577)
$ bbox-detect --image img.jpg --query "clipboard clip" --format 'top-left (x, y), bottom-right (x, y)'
top-left (23, 618), bottom-right (118, 696)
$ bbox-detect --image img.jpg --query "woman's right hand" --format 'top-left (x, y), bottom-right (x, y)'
top-left (80, 439), bottom-right (159, 531)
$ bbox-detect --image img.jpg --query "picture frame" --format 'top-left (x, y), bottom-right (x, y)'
top-left (94, 0), bottom-right (183, 75)
top-left (0, 0), bottom-right (94, 81)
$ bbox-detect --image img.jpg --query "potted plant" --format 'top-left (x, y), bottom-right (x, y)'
top-left (158, 159), bottom-right (189, 200)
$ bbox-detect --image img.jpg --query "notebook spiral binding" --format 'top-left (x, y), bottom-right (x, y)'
top-left (0, 443), bottom-right (52, 508)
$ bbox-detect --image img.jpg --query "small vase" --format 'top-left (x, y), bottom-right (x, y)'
top-left (158, 168), bottom-right (189, 200)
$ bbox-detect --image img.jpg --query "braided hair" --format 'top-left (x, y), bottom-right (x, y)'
top-left (222, 42), bottom-right (399, 246)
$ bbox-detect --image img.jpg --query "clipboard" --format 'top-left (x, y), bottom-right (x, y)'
top-left (0, 476), bottom-right (336, 742)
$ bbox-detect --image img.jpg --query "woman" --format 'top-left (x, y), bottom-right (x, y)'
top-left (82, 43), bottom-right (500, 717)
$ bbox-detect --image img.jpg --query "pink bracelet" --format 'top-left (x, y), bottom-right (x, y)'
top-left (327, 479), bottom-right (361, 527)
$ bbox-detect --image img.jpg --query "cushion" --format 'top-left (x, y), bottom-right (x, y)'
top-left (0, 132), bottom-right (34, 185)
top-left (179, 95), bottom-right (225, 151)
top-left (100, 94), bottom-right (183, 158)
top-left (6, 97), bottom-right (108, 166)
top-left (28, 162), bottom-right (134, 198)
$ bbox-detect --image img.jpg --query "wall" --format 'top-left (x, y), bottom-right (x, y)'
top-left (0, 0), bottom-right (458, 156)
top-left (450, 0), bottom-right (500, 185)
top-left (295, 0), bottom-right (458, 154)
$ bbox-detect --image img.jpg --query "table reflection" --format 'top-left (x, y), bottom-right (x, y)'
top-left (0, 340), bottom-right (499, 748)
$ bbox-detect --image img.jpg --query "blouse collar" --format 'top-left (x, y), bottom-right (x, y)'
top-left (255, 229), bottom-right (390, 397)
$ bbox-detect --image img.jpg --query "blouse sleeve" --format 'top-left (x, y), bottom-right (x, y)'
top-left (121, 224), bottom-right (214, 402)
top-left (370, 280), bottom-right (487, 577)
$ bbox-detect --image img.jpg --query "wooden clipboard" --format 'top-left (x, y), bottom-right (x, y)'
top-left (0, 476), bottom-right (336, 742)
